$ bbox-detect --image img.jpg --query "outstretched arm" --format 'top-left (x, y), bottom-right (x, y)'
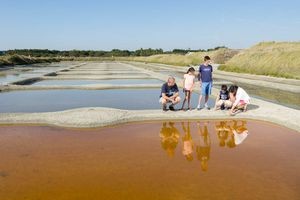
top-left (214, 95), bottom-right (220, 110)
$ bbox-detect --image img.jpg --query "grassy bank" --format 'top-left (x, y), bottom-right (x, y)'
top-left (0, 55), bottom-right (61, 68)
top-left (219, 42), bottom-right (300, 79)
top-left (120, 48), bottom-right (239, 66)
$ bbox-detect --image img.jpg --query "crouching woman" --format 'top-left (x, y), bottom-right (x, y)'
top-left (228, 85), bottom-right (250, 116)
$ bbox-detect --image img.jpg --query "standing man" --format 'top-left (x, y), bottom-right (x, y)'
top-left (197, 56), bottom-right (213, 110)
top-left (159, 76), bottom-right (181, 111)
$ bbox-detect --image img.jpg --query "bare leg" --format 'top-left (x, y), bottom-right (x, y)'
top-left (181, 92), bottom-right (187, 110)
top-left (198, 94), bottom-right (203, 108)
top-left (205, 95), bottom-right (209, 104)
top-left (173, 96), bottom-right (181, 105)
top-left (244, 104), bottom-right (248, 112)
top-left (187, 91), bottom-right (191, 110)
top-left (161, 98), bottom-right (168, 111)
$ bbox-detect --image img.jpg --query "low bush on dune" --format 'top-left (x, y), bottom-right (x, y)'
top-left (0, 55), bottom-right (61, 67)
top-left (219, 42), bottom-right (300, 79)
top-left (122, 48), bottom-right (239, 66)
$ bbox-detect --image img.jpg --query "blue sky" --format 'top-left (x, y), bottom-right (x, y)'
top-left (1, 0), bottom-right (300, 50)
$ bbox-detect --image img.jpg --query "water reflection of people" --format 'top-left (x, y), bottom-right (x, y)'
top-left (196, 122), bottom-right (211, 171)
top-left (215, 121), bottom-right (230, 147)
top-left (231, 120), bottom-right (248, 145)
top-left (181, 122), bottom-right (194, 161)
top-left (159, 122), bottom-right (180, 157)
top-left (215, 120), bottom-right (249, 148)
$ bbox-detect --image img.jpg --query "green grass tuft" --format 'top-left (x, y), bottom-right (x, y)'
top-left (220, 42), bottom-right (300, 79)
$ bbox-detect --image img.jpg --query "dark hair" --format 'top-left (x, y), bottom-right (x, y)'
top-left (204, 56), bottom-right (211, 61)
top-left (221, 85), bottom-right (227, 91)
top-left (186, 67), bottom-right (195, 74)
top-left (228, 85), bottom-right (238, 96)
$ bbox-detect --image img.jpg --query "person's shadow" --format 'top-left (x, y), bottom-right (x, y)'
top-left (247, 104), bottom-right (260, 111)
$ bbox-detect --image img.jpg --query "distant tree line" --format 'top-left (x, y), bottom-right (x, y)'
top-left (2, 46), bottom-right (227, 57)
top-left (3, 48), bottom-right (164, 57)
top-left (171, 46), bottom-right (227, 54)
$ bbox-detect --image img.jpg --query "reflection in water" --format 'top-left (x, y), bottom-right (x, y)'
top-left (159, 120), bottom-right (249, 171)
top-left (216, 120), bottom-right (249, 148)
top-left (232, 121), bottom-right (249, 145)
top-left (1, 122), bottom-right (299, 199)
top-left (196, 122), bottom-right (211, 171)
top-left (159, 122), bottom-right (180, 157)
top-left (216, 121), bottom-right (230, 147)
top-left (181, 122), bottom-right (194, 161)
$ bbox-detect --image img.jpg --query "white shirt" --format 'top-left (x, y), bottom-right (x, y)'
top-left (233, 130), bottom-right (249, 145)
top-left (234, 87), bottom-right (250, 105)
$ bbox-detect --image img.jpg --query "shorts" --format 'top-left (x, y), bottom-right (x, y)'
top-left (201, 82), bottom-right (212, 96)
top-left (216, 100), bottom-right (232, 108)
top-left (159, 96), bottom-right (181, 104)
top-left (239, 100), bottom-right (246, 105)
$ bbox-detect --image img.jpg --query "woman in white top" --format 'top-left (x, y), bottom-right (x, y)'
top-left (228, 85), bottom-right (250, 116)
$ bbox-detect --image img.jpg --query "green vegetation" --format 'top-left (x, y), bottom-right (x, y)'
top-left (122, 48), bottom-right (239, 66)
top-left (1, 46), bottom-right (235, 67)
top-left (0, 54), bottom-right (60, 68)
top-left (4, 47), bottom-right (228, 58)
top-left (219, 42), bottom-right (300, 79)
top-left (4, 42), bottom-right (299, 80)
top-left (5, 48), bottom-right (164, 57)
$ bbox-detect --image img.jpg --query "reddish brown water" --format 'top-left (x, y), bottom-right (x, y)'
top-left (0, 120), bottom-right (299, 200)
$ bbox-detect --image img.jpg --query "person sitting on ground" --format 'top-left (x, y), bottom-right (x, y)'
top-left (214, 85), bottom-right (232, 110)
top-left (228, 85), bottom-right (250, 116)
top-left (181, 67), bottom-right (196, 111)
top-left (159, 76), bottom-right (181, 111)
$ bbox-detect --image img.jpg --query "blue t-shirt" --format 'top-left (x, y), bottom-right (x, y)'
top-left (198, 64), bottom-right (213, 82)
top-left (219, 90), bottom-right (229, 100)
top-left (160, 82), bottom-right (179, 98)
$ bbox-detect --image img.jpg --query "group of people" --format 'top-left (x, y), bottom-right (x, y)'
top-left (160, 120), bottom-right (248, 171)
top-left (159, 56), bottom-right (250, 115)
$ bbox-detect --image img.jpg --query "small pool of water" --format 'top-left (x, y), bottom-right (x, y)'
top-left (159, 70), bottom-right (185, 78)
top-left (0, 89), bottom-right (214, 112)
top-left (32, 79), bottom-right (164, 86)
top-left (157, 71), bottom-right (228, 83)
top-left (0, 63), bottom-right (73, 85)
top-left (0, 120), bottom-right (299, 200)
top-left (58, 72), bottom-right (148, 76)
top-left (76, 63), bottom-right (134, 71)
top-left (0, 73), bottom-right (41, 85)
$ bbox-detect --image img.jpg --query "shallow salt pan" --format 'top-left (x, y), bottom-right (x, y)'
top-left (0, 120), bottom-right (299, 200)
top-left (32, 79), bottom-right (164, 86)
top-left (0, 89), bottom-right (214, 112)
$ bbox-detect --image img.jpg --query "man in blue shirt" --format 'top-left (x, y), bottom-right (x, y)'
top-left (197, 56), bottom-right (213, 110)
top-left (159, 76), bottom-right (181, 111)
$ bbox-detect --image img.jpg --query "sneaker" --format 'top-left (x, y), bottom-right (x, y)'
top-left (163, 105), bottom-right (167, 111)
top-left (197, 105), bottom-right (201, 110)
top-left (205, 103), bottom-right (210, 110)
top-left (220, 104), bottom-right (225, 110)
top-left (169, 105), bottom-right (175, 111)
